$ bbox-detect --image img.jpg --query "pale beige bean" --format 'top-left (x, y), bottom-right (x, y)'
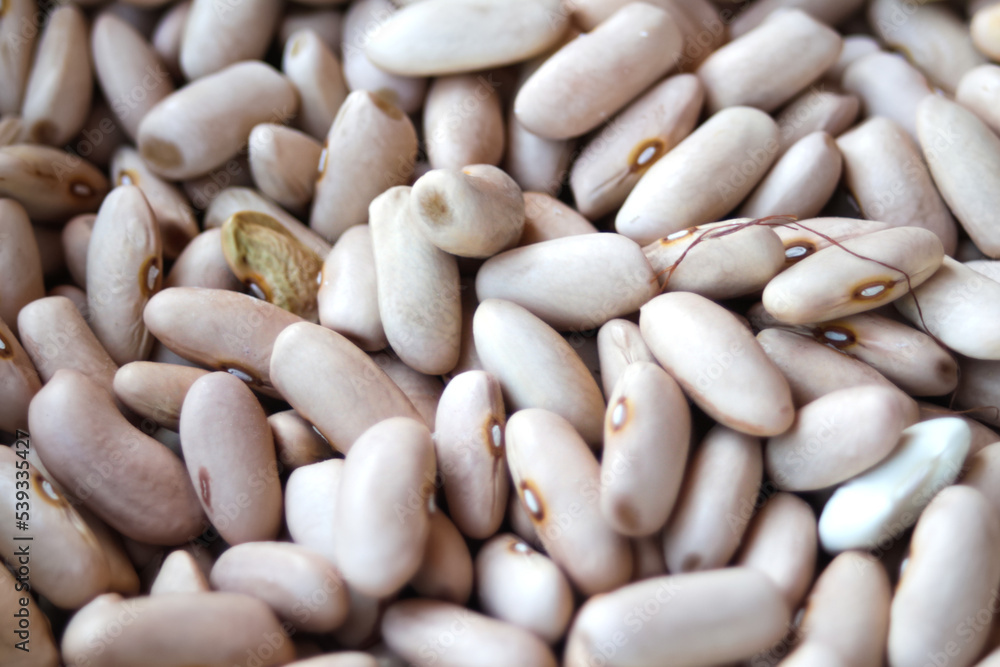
top-left (596, 318), bottom-right (656, 398)
top-left (757, 327), bottom-right (903, 406)
top-left (771, 216), bottom-right (890, 264)
top-left (280, 7), bottom-right (343, 54)
top-left (29, 370), bottom-right (204, 544)
top-left (432, 370), bottom-right (508, 539)
top-left (617, 106), bottom-right (780, 245)
top-left (370, 186), bottom-right (461, 374)
top-left (17, 296), bottom-right (117, 393)
top-left (697, 10), bottom-right (841, 113)
top-left (889, 486), bottom-right (1000, 667)
top-left (0, 315), bottom-right (40, 433)
top-left (797, 551), bottom-right (891, 667)
top-left (837, 117), bottom-right (958, 255)
top-left (955, 358), bottom-right (1000, 429)
top-left (424, 74), bottom-right (504, 170)
top-left (383, 599), bottom-right (557, 667)
top-left (896, 257), bottom-right (1000, 360)
top-left (0, 199), bottom-right (43, 332)
top-left (507, 490), bottom-right (542, 550)
top-left (503, 111), bottom-right (572, 196)
top-left (310, 91), bottom-right (418, 241)
top-left (332, 586), bottom-right (384, 649)
top-left (366, 0), bottom-right (566, 77)
top-left (958, 65), bottom-right (1000, 137)
top-left (20, 5), bottom-right (91, 146)
top-left (506, 408), bottom-right (632, 594)
top-left (477, 233), bottom-right (657, 331)
top-left (375, 352), bottom-right (444, 429)
top-left (410, 165), bottom-right (525, 258)
top-left (0, 0), bottom-right (36, 115)
top-left (475, 534), bottom-right (573, 644)
top-left (180, 372), bottom-right (282, 544)
top-left (342, 0), bottom-right (427, 115)
top-left (516, 3), bottom-right (683, 141)
top-left (448, 283), bottom-right (483, 379)
top-left (738, 131), bottom-right (842, 220)
top-left (519, 192), bottom-right (597, 246)
top-left (150, 550), bottom-right (210, 595)
top-left (962, 442), bottom-right (1000, 518)
top-left (204, 186), bottom-right (332, 258)
top-left (973, 3), bottom-right (1000, 61)
top-left (842, 52), bottom-right (932, 140)
top-left (765, 385), bottom-right (916, 491)
top-left (0, 145), bottom-right (109, 223)
top-left (640, 292), bottom-right (794, 436)
top-left (63, 97), bottom-right (126, 168)
top-left (731, 0), bottom-right (866, 38)
top-left (211, 542), bottom-right (348, 632)
top-left (736, 492), bottom-right (816, 610)
top-left (919, 403), bottom-right (1000, 461)
top-left (781, 643), bottom-right (850, 667)
top-left (763, 226), bottom-right (945, 324)
top-left (918, 95), bottom-right (1000, 258)
top-left (248, 124), bottom-right (322, 214)
top-left (111, 146), bottom-right (198, 259)
top-left (410, 511), bottom-right (473, 605)
top-left (283, 29), bottom-right (349, 140)
top-left (164, 228), bottom-right (242, 291)
top-left (62, 592), bottom-right (294, 667)
top-left (570, 74), bottom-right (703, 220)
top-left (335, 417), bottom-right (435, 597)
top-left (643, 220), bottom-right (787, 300)
top-left (317, 225), bottom-right (386, 351)
top-left (0, 563), bottom-right (59, 667)
top-left (286, 654), bottom-right (379, 667)
top-left (775, 90), bottom-right (860, 155)
top-left (564, 569), bottom-right (789, 667)
top-left (270, 322), bottom-right (422, 452)
top-left (869, 0), bottom-right (983, 94)
top-left (113, 361), bottom-right (207, 431)
top-left (661, 425), bottom-right (762, 572)
top-left (86, 185), bottom-right (161, 365)
top-left (91, 12), bottom-right (173, 141)
top-left (180, 0), bottom-right (280, 80)
top-left (826, 34), bottom-right (881, 82)
top-left (48, 285), bottom-right (88, 319)
top-left (76, 508), bottom-right (140, 597)
top-left (151, 0), bottom-right (188, 80)
top-left (602, 362), bottom-right (690, 537)
top-left (138, 62), bottom-right (298, 180)
top-left (0, 115), bottom-right (22, 146)
top-left (474, 299), bottom-right (606, 446)
top-left (0, 446), bottom-right (110, 609)
top-left (269, 410), bottom-right (334, 470)
top-left (285, 459), bottom-right (343, 566)
top-left (144, 287), bottom-right (303, 396)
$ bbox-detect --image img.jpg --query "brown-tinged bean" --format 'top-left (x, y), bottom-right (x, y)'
top-left (248, 124), bottom-right (322, 214)
top-left (0, 0), bottom-right (36, 115)
top-left (29, 370), bottom-right (204, 544)
top-left (310, 91), bottom-right (417, 241)
top-left (20, 5), bottom-right (91, 146)
top-left (335, 417), bottom-right (436, 597)
top-left (570, 74), bottom-right (703, 219)
top-left (0, 315), bottom-right (40, 432)
top-left (0, 564), bottom-right (58, 666)
top-left (164, 228), bottom-right (241, 291)
top-left (889, 486), bottom-right (1000, 667)
top-left (180, 371), bottom-right (282, 544)
top-left (285, 458), bottom-right (343, 566)
top-left (138, 61), bottom-right (297, 180)
top-left (382, 599), bottom-right (557, 667)
top-left (283, 29), bottom-right (348, 140)
top-left (150, 549), bottom-right (210, 595)
top-left (954, 358), bottom-right (1000, 429)
top-left (114, 361), bottom-right (207, 431)
top-left (180, 0), bottom-right (280, 80)
top-left (80, 512), bottom-right (140, 597)
top-left (765, 385), bottom-right (917, 491)
top-left (475, 533), bottom-right (573, 644)
top-left (270, 322), bottom-right (422, 452)
top-left (477, 233), bottom-right (657, 331)
top-left (17, 296), bottom-right (118, 392)
top-left (374, 352), bottom-right (443, 430)
top-left (616, 106), bottom-right (780, 245)
top-left (0, 115), bottom-right (22, 146)
top-left (771, 216), bottom-right (890, 265)
top-left (144, 287), bottom-right (304, 396)
top-left (0, 199), bottom-right (43, 332)
top-left (602, 361), bottom-right (690, 537)
top-left (317, 224), bottom-right (387, 351)
top-left (211, 541), bottom-right (349, 632)
top-left (842, 52), bottom-right (932, 140)
top-left (506, 408), bottom-right (632, 594)
top-left (661, 424), bottom-right (762, 572)
top-left (410, 511), bottom-right (473, 605)
top-left (474, 299), bottom-right (606, 446)
top-left (519, 192), bottom-right (597, 246)
top-left (151, 0), bottom-right (188, 80)
top-left (269, 410), bottom-right (334, 470)
top-left (596, 318), bottom-right (656, 398)
top-left (0, 145), bottom-right (109, 223)
top-left (204, 186), bottom-right (332, 257)
top-left (370, 186), bottom-right (461, 374)
top-left (61, 592), bottom-right (295, 667)
top-left (640, 292), bottom-right (794, 436)
top-left (564, 569), bottom-right (790, 667)
top-left (424, 74), bottom-right (504, 170)
top-left (86, 185), bottom-right (162, 365)
top-left (775, 90), bottom-right (860, 155)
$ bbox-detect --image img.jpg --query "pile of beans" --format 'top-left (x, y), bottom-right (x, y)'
top-left (3, 0), bottom-right (1000, 664)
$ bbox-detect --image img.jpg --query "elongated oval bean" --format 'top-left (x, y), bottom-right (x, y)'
top-left (519, 192), bottom-right (597, 246)
top-left (956, 64), bottom-right (1000, 136)
top-left (248, 124), bottom-right (322, 214)
top-left (842, 52), bottom-right (932, 140)
top-left (775, 90), bottom-right (860, 155)
top-left (283, 29), bottom-right (348, 140)
top-left (205, 187), bottom-right (331, 258)
top-left (0, 315), bottom-right (40, 433)
top-left (0, 564), bottom-right (58, 667)
top-left (164, 228), bottom-right (242, 291)
top-left (596, 318), bottom-right (656, 399)
top-left (180, 0), bottom-right (281, 80)
top-left (268, 410), bottom-right (334, 470)
top-left (0, 145), bottom-right (109, 223)
top-left (410, 511), bottom-right (473, 605)
top-left (285, 458), bottom-right (343, 566)
top-left (0, 0), bottom-right (36, 115)
top-left (0, 199), bottom-right (43, 333)
top-left (317, 225), bottom-right (386, 351)
top-left (114, 362), bottom-right (207, 431)
top-left (424, 74), bottom-right (504, 170)
top-left (150, 550), bottom-right (210, 595)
